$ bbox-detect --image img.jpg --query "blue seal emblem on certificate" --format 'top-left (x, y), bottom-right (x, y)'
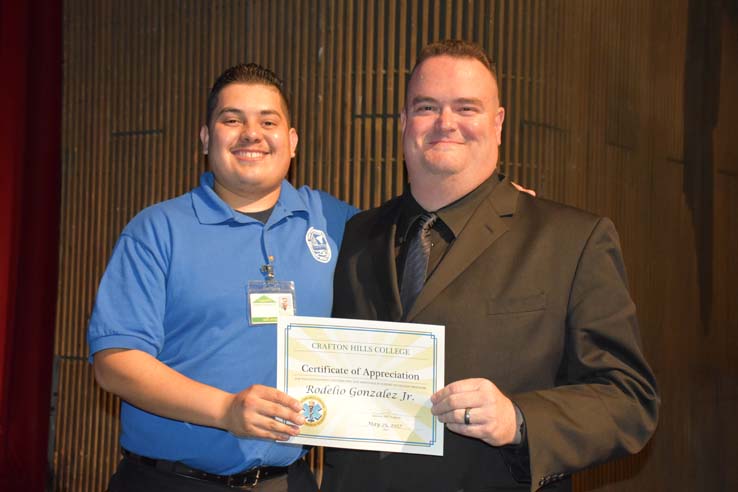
top-left (301, 396), bottom-right (326, 426)
top-left (277, 315), bottom-right (445, 456)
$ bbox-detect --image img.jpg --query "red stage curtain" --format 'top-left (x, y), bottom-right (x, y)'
top-left (0, 0), bottom-right (62, 490)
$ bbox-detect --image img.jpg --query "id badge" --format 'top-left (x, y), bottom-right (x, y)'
top-left (248, 280), bottom-right (296, 325)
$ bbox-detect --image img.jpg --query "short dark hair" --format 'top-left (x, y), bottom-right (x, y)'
top-left (410, 39), bottom-right (498, 83)
top-left (206, 63), bottom-right (291, 125)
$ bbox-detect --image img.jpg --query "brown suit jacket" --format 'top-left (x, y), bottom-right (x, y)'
top-left (322, 177), bottom-right (659, 492)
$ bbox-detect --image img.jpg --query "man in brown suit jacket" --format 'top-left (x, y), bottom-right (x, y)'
top-left (321, 40), bottom-right (659, 491)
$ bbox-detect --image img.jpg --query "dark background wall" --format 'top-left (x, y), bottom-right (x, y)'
top-left (2, 0), bottom-right (734, 491)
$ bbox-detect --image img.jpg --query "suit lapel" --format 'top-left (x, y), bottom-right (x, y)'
top-left (406, 179), bottom-right (520, 321)
top-left (367, 199), bottom-right (403, 321)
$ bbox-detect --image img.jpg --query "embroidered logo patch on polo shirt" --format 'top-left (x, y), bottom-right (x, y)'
top-left (305, 227), bottom-right (331, 263)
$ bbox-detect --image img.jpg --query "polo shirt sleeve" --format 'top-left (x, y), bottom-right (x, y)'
top-left (87, 231), bottom-right (168, 361)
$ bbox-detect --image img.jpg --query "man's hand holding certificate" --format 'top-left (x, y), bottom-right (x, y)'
top-left (277, 316), bottom-right (444, 456)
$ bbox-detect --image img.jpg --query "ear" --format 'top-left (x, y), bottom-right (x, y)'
top-left (199, 125), bottom-right (209, 155)
top-left (289, 128), bottom-right (299, 158)
top-left (400, 108), bottom-right (407, 133)
top-left (494, 107), bottom-right (505, 145)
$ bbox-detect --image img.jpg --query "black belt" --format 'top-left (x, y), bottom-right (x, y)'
top-left (122, 448), bottom-right (289, 488)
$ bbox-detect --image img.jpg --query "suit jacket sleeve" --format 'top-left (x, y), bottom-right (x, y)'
top-left (512, 217), bottom-right (659, 489)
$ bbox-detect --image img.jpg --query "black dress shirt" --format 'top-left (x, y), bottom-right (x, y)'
top-left (395, 171), bottom-right (502, 284)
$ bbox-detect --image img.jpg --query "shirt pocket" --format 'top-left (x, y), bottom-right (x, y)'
top-left (487, 291), bottom-right (547, 315)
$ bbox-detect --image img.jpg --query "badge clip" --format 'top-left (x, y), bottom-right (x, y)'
top-left (260, 255), bottom-right (275, 281)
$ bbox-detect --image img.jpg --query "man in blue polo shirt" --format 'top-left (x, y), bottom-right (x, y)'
top-left (88, 63), bottom-right (357, 491)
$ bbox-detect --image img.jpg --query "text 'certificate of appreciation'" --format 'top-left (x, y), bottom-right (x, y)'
top-left (277, 316), bottom-right (444, 456)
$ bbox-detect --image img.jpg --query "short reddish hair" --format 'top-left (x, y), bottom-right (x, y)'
top-left (409, 39), bottom-right (498, 85)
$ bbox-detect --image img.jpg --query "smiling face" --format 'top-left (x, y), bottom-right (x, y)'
top-left (199, 82), bottom-right (298, 211)
top-left (402, 55), bottom-right (504, 205)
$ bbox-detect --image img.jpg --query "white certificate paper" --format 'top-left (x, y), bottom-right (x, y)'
top-left (277, 316), bottom-right (444, 456)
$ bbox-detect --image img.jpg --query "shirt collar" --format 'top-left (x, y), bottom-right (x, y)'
top-left (398, 171), bottom-right (502, 241)
top-left (191, 172), bottom-right (309, 225)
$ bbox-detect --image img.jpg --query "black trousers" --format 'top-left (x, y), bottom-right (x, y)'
top-left (108, 455), bottom-right (319, 492)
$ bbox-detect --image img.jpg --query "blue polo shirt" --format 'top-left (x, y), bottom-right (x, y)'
top-left (88, 172), bottom-right (358, 474)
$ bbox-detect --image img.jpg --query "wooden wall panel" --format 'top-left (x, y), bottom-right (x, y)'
top-left (704, 9), bottom-right (738, 490)
top-left (54, 1), bottom-right (737, 490)
top-left (713, 173), bottom-right (738, 490)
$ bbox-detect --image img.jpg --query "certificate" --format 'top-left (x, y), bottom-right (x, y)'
top-left (277, 316), bottom-right (444, 456)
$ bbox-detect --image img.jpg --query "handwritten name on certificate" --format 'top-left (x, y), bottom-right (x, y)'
top-left (277, 316), bottom-right (445, 456)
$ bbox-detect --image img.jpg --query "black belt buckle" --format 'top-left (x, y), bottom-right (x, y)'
top-left (227, 467), bottom-right (259, 489)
